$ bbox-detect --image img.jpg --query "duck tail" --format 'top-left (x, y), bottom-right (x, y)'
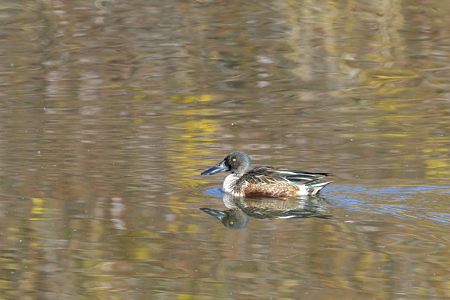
top-left (307, 181), bottom-right (332, 195)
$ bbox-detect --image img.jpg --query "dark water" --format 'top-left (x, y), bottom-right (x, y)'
top-left (0, 1), bottom-right (449, 299)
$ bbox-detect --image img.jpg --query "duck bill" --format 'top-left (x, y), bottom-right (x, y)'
top-left (201, 160), bottom-right (228, 175)
top-left (200, 208), bottom-right (226, 221)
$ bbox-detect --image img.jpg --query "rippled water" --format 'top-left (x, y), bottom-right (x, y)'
top-left (0, 1), bottom-right (449, 299)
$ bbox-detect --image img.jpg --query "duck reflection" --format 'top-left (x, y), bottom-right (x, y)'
top-left (200, 193), bottom-right (330, 229)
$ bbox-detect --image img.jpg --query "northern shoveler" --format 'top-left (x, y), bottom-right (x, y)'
top-left (201, 151), bottom-right (331, 198)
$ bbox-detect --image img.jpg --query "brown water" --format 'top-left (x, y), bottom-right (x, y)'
top-left (0, 1), bottom-right (449, 299)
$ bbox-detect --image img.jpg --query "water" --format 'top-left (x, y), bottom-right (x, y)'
top-left (0, 1), bottom-right (449, 299)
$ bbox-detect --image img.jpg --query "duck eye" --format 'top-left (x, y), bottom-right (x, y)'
top-left (232, 158), bottom-right (237, 162)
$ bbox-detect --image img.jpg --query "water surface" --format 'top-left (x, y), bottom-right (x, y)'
top-left (0, 1), bottom-right (449, 299)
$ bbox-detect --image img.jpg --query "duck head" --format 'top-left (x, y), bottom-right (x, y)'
top-left (201, 151), bottom-right (251, 176)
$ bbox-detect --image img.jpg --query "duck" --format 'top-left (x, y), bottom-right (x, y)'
top-left (201, 151), bottom-right (331, 198)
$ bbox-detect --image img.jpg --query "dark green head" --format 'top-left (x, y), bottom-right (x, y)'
top-left (201, 151), bottom-right (252, 176)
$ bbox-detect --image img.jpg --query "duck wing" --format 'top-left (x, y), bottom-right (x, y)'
top-left (241, 166), bottom-right (329, 185)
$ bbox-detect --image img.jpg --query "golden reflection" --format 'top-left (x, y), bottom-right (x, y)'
top-left (177, 294), bottom-right (195, 300)
top-left (423, 137), bottom-right (450, 180)
top-left (375, 98), bottom-right (412, 111)
top-left (168, 94), bottom-right (218, 189)
top-left (133, 246), bottom-right (151, 261)
top-left (171, 94), bottom-right (213, 103)
top-left (30, 197), bottom-right (47, 221)
top-left (166, 94), bottom-right (219, 234)
top-left (358, 68), bottom-right (421, 88)
top-left (425, 159), bottom-right (450, 177)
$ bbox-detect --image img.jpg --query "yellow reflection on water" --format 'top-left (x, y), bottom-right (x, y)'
top-left (168, 94), bottom-right (218, 189)
top-left (30, 197), bottom-right (47, 221)
top-left (425, 159), bottom-right (450, 178)
top-left (423, 136), bottom-right (450, 179)
top-left (165, 94), bottom-right (219, 233)
top-left (375, 98), bottom-right (413, 111)
top-left (171, 94), bottom-right (213, 103)
top-left (359, 68), bottom-right (421, 88)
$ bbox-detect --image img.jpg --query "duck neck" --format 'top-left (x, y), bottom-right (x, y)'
top-left (234, 164), bottom-right (250, 176)
top-left (223, 174), bottom-right (241, 195)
